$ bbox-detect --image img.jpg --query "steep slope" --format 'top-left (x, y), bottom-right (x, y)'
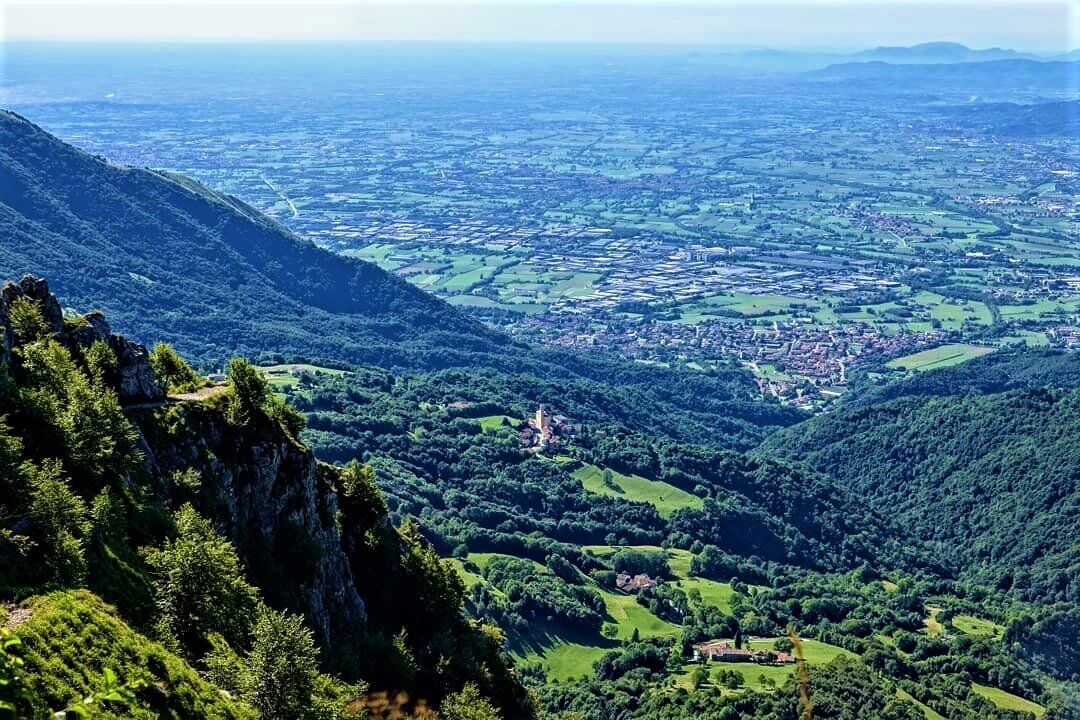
top-left (761, 351), bottom-right (1080, 605)
top-left (0, 276), bottom-right (534, 718)
top-left (0, 109), bottom-right (508, 371)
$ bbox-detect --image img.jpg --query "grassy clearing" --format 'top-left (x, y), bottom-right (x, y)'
top-left (972, 684), bottom-right (1045, 718)
top-left (580, 545), bottom-right (694, 578)
top-left (924, 607), bottom-right (944, 637)
top-left (466, 552), bottom-right (549, 574)
top-left (886, 343), bottom-right (994, 371)
top-left (674, 637), bottom-right (854, 693)
top-left (574, 464), bottom-right (703, 518)
top-left (447, 558), bottom-right (486, 590)
top-left (952, 614), bottom-right (1004, 639)
top-left (530, 642), bottom-right (611, 682)
top-left (599, 590), bottom-right (679, 640)
top-left (676, 578), bottom-right (740, 614)
top-left (475, 414), bottom-right (517, 432)
top-left (898, 688), bottom-right (946, 720)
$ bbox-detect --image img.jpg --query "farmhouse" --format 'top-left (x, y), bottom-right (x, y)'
top-left (693, 640), bottom-right (795, 665)
top-left (615, 573), bottom-right (657, 593)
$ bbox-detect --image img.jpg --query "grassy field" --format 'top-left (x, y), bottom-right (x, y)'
top-left (531, 642), bottom-right (611, 682)
top-left (952, 614), bottom-right (1004, 639)
top-left (924, 607), bottom-right (944, 636)
top-left (674, 637), bottom-right (855, 693)
top-left (972, 684), bottom-right (1045, 718)
top-left (475, 414), bottom-right (518, 432)
top-left (580, 545), bottom-right (695, 578)
top-left (675, 577), bottom-right (740, 614)
top-left (886, 343), bottom-right (995, 371)
top-left (257, 363), bottom-right (349, 388)
top-left (573, 463), bottom-right (704, 518)
top-left (898, 689), bottom-right (946, 720)
top-left (599, 590), bottom-right (679, 640)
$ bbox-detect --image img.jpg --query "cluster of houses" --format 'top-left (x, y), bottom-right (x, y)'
top-left (519, 404), bottom-right (578, 451)
top-left (693, 641), bottom-right (795, 665)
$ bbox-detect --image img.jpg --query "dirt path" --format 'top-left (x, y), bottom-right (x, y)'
top-left (124, 383), bottom-right (230, 411)
top-left (2, 602), bottom-right (33, 630)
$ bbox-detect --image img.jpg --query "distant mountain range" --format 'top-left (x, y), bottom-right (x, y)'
top-left (851, 41), bottom-right (1034, 64)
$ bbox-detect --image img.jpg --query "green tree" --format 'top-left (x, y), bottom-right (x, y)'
top-left (25, 459), bottom-right (91, 584)
top-left (440, 683), bottom-right (503, 720)
top-left (142, 504), bottom-right (260, 656)
top-left (241, 609), bottom-right (320, 720)
top-left (150, 342), bottom-right (200, 393)
top-left (224, 358), bottom-right (270, 429)
top-left (8, 297), bottom-right (49, 347)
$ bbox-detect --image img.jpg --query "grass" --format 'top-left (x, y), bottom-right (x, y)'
top-left (675, 577), bottom-right (740, 614)
top-left (924, 607), bottom-right (944, 637)
top-left (951, 614), bottom-right (1004, 640)
top-left (530, 642), bottom-right (611, 682)
top-left (475, 414), bottom-right (517, 432)
top-left (886, 343), bottom-right (995, 371)
top-left (447, 558), bottom-right (486, 590)
top-left (580, 545), bottom-right (694, 579)
top-left (466, 552), bottom-right (548, 574)
top-left (599, 591), bottom-right (679, 640)
top-left (674, 637), bottom-right (855, 693)
top-left (573, 463), bottom-right (703, 518)
top-left (12, 590), bottom-right (255, 719)
top-left (972, 683), bottom-right (1045, 718)
top-left (898, 689), bottom-right (946, 720)
top-left (257, 363), bottom-right (348, 388)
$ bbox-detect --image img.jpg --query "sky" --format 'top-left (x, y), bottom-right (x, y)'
top-left (1, 0), bottom-right (1077, 52)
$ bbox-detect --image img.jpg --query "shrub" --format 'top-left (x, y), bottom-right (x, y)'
top-left (142, 504), bottom-right (260, 656)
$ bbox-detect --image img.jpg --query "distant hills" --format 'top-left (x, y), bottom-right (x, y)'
top-left (852, 41), bottom-right (1033, 64)
top-left (805, 58), bottom-right (1080, 96)
top-left (940, 99), bottom-right (1080, 138)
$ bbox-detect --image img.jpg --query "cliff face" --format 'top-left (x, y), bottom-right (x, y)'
top-left (1, 274), bottom-right (365, 652)
top-left (135, 401), bottom-right (366, 649)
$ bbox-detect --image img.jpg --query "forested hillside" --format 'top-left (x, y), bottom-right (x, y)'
top-left (275, 360), bottom-right (1076, 719)
top-left (0, 276), bottom-right (531, 719)
top-left (0, 109), bottom-right (801, 449)
top-left (763, 351), bottom-right (1080, 606)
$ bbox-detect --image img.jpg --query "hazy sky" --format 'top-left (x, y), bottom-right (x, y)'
top-left (1, 0), bottom-right (1077, 52)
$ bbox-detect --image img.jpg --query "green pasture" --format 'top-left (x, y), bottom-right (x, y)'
top-left (574, 463), bottom-right (704, 518)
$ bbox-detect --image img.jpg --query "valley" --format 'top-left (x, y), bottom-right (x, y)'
top-left (3, 44), bottom-right (1078, 408)
top-left (0, 38), bottom-right (1077, 720)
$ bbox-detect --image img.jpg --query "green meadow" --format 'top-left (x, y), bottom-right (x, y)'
top-left (573, 463), bottom-right (704, 518)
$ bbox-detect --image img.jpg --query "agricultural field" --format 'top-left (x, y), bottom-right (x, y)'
top-left (30, 48), bottom-right (1077, 408)
top-left (573, 463), bottom-right (704, 518)
top-left (951, 614), bottom-right (1005, 639)
top-left (972, 684), bottom-right (1046, 718)
top-left (886, 343), bottom-right (996, 371)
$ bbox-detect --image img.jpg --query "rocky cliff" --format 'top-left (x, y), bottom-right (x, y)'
top-left (1, 274), bottom-right (365, 651)
top-left (134, 400), bottom-right (367, 649)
